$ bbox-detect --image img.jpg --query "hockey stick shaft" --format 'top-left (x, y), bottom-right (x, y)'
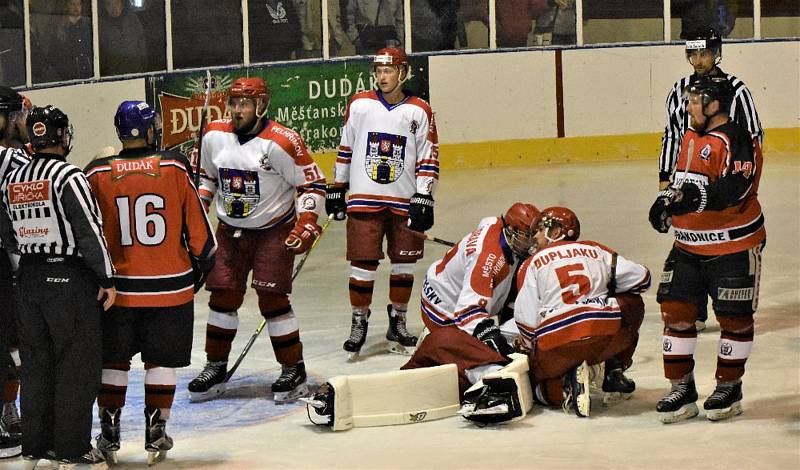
top-left (224, 214), bottom-right (333, 382)
top-left (405, 227), bottom-right (455, 247)
top-left (194, 70), bottom-right (213, 188)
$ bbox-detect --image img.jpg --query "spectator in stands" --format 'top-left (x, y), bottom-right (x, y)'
top-left (411, 0), bottom-right (459, 52)
top-left (346, 0), bottom-right (404, 54)
top-left (0, 0), bottom-right (25, 85)
top-left (549, 0), bottom-right (576, 45)
top-left (249, 0), bottom-right (302, 62)
top-left (35, 0), bottom-right (93, 82)
top-left (295, 0), bottom-right (355, 57)
top-left (674, 0), bottom-right (738, 38)
top-left (99, 0), bottom-right (146, 76)
top-left (172, 0), bottom-right (242, 69)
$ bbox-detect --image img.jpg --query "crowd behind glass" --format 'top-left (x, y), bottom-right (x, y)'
top-left (0, 0), bottom-right (797, 87)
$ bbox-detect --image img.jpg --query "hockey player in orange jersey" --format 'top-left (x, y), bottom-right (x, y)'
top-left (85, 100), bottom-right (217, 465)
top-left (649, 75), bottom-right (765, 424)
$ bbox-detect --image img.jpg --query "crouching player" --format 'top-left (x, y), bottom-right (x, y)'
top-left (512, 207), bottom-right (651, 418)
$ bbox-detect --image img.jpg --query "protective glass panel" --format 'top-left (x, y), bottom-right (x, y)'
top-left (761, 0), bottom-right (800, 39)
top-left (30, 0), bottom-right (94, 83)
top-left (249, 0), bottom-right (320, 62)
top-left (583, 0), bottom-right (663, 44)
top-left (0, 0), bottom-right (25, 86)
top-left (671, 1), bottom-right (754, 40)
top-left (171, 0), bottom-right (243, 69)
top-left (342, 0), bottom-right (405, 56)
top-left (99, 0), bottom-right (166, 77)
top-left (410, 0), bottom-right (459, 52)
top-left (456, 0), bottom-right (488, 49)
top-left (497, 0), bottom-right (576, 47)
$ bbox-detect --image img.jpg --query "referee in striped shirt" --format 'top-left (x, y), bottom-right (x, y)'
top-left (657, 28), bottom-right (763, 331)
top-left (0, 105), bottom-right (115, 466)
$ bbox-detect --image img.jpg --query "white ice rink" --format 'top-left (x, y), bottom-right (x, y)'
top-left (2, 156), bottom-right (798, 469)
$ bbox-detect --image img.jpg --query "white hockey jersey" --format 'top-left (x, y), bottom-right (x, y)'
top-left (335, 90), bottom-right (439, 215)
top-left (514, 240), bottom-right (651, 351)
top-left (421, 217), bottom-right (520, 336)
top-left (199, 119), bottom-right (326, 229)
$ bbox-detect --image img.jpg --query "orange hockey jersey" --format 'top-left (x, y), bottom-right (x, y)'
top-left (85, 148), bottom-right (216, 307)
top-left (671, 121), bottom-right (765, 256)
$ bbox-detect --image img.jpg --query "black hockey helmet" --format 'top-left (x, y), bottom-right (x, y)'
top-left (687, 74), bottom-right (735, 115)
top-left (27, 105), bottom-right (73, 153)
top-left (0, 86), bottom-right (24, 115)
top-left (685, 28), bottom-right (722, 62)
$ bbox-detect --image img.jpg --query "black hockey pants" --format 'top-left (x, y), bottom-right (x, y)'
top-left (16, 255), bottom-right (102, 460)
top-left (0, 253), bottom-right (15, 400)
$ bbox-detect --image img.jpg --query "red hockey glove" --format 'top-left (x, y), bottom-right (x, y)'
top-left (285, 212), bottom-right (321, 254)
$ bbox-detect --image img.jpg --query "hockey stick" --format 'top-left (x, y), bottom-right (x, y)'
top-left (405, 228), bottom-right (455, 247)
top-left (194, 70), bottom-right (214, 187)
top-left (224, 214), bottom-right (334, 383)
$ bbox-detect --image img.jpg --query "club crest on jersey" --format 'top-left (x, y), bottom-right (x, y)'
top-left (219, 168), bottom-right (260, 218)
top-left (410, 120), bottom-right (418, 135)
top-left (365, 132), bottom-right (406, 184)
top-left (259, 154), bottom-right (273, 171)
top-left (699, 143), bottom-right (712, 161)
top-left (111, 156), bottom-right (161, 180)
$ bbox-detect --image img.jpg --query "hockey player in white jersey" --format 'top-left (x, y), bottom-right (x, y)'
top-left (188, 77), bottom-right (326, 403)
top-left (325, 46), bottom-right (440, 360)
top-left (402, 203), bottom-right (541, 395)
top-left (512, 207), bottom-right (651, 418)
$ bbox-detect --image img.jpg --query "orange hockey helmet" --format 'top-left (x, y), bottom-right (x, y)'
top-left (539, 207), bottom-right (580, 242)
top-left (502, 203), bottom-right (542, 258)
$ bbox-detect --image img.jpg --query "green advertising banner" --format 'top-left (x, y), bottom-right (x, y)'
top-left (146, 57), bottom-right (430, 157)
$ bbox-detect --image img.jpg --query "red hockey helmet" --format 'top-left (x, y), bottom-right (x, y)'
top-left (374, 47), bottom-right (408, 67)
top-left (539, 207), bottom-right (580, 242)
top-left (502, 203), bottom-right (542, 258)
top-left (228, 77), bottom-right (271, 117)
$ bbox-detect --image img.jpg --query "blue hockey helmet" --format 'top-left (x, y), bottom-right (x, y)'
top-left (114, 100), bottom-right (160, 140)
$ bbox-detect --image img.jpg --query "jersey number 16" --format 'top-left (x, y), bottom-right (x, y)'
top-left (115, 195), bottom-right (167, 246)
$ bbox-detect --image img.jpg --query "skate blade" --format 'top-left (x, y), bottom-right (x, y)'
top-left (705, 402), bottom-right (742, 421)
top-left (659, 402), bottom-right (699, 424)
top-left (147, 450), bottom-right (167, 466)
top-left (387, 341), bottom-right (415, 356)
top-left (274, 383), bottom-right (310, 404)
top-left (347, 351), bottom-right (360, 362)
top-left (0, 445), bottom-right (21, 459)
top-left (189, 383), bottom-right (227, 403)
top-left (101, 449), bottom-right (118, 466)
top-left (575, 362), bottom-right (591, 418)
top-left (602, 391), bottom-right (633, 405)
top-left (461, 403), bottom-right (510, 417)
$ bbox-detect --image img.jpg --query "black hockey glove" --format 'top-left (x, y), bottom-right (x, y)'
top-left (473, 319), bottom-right (515, 358)
top-left (669, 182), bottom-right (705, 215)
top-left (325, 184), bottom-right (348, 221)
top-left (648, 190), bottom-right (674, 233)
top-left (191, 254), bottom-right (216, 293)
top-left (407, 193), bottom-right (435, 232)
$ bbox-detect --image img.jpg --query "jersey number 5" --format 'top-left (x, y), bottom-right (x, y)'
top-left (116, 195), bottom-right (167, 246)
top-left (555, 263), bottom-right (591, 304)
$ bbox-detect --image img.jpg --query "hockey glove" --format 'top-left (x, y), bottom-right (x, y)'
top-left (325, 184), bottom-right (348, 221)
top-left (407, 193), bottom-right (435, 232)
top-left (191, 254), bottom-right (216, 293)
top-left (648, 189), bottom-right (676, 233)
top-left (473, 319), bottom-right (515, 358)
top-left (669, 182), bottom-right (705, 215)
top-left (285, 212), bottom-right (322, 254)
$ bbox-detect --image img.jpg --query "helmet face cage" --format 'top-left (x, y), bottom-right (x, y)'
top-left (503, 225), bottom-right (538, 258)
top-left (502, 203), bottom-right (541, 258)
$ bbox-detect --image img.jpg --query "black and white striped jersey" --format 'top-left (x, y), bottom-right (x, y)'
top-left (658, 69), bottom-right (763, 182)
top-left (0, 153), bottom-right (114, 286)
top-left (0, 146), bottom-right (30, 180)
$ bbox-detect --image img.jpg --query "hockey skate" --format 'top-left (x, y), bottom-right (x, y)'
top-left (188, 361), bottom-right (227, 403)
top-left (562, 361), bottom-right (591, 418)
top-left (385, 305), bottom-right (418, 356)
top-left (271, 362), bottom-right (309, 403)
top-left (601, 359), bottom-right (636, 405)
top-left (1, 401), bottom-right (21, 438)
top-left (703, 381), bottom-right (743, 421)
top-left (95, 408), bottom-right (121, 465)
top-left (459, 377), bottom-right (523, 425)
top-left (0, 430), bottom-right (20, 459)
top-left (656, 380), bottom-right (699, 424)
top-left (57, 447), bottom-right (107, 470)
top-left (343, 310), bottom-right (370, 362)
top-left (299, 382), bottom-right (335, 426)
top-left (22, 451), bottom-right (57, 470)
top-left (144, 408), bottom-right (173, 466)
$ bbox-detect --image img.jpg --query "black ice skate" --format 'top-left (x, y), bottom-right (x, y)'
top-left (57, 447), bottom-right (107, 469)
top-left (299, 382), bottom-right (336, 426)
top-left (96, 408), bottom-right (121, 465)
top-left (703, 381), bottom-right (743, 421)
top-left (602, 359), bottom-right (636, 405)
top-left (385, 305), bottom-right (418, 356)
top-left (145, 407), bottom-right (173, 466)
top-left (562, 361), bottom-right (591, 418)
top-left (656, 380), bottom-right (699, 424)
top-left (271, 362), bottom-right (309, 403)
top-left (1, 401), bottom-right (21, 438)
top-left (0, 430), bottom-right (20, 459)
top-left (343, 310), bottom-right (370, 361)
top-left (188, 360), bottom-right (227, 403)
top-left (459, 377), bottom-right (523, 425)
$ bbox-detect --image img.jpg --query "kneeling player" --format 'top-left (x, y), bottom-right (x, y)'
top-left (513, 207), bottom-right (651, 418)
top-left (85, 101), bottom-right (217, 465)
